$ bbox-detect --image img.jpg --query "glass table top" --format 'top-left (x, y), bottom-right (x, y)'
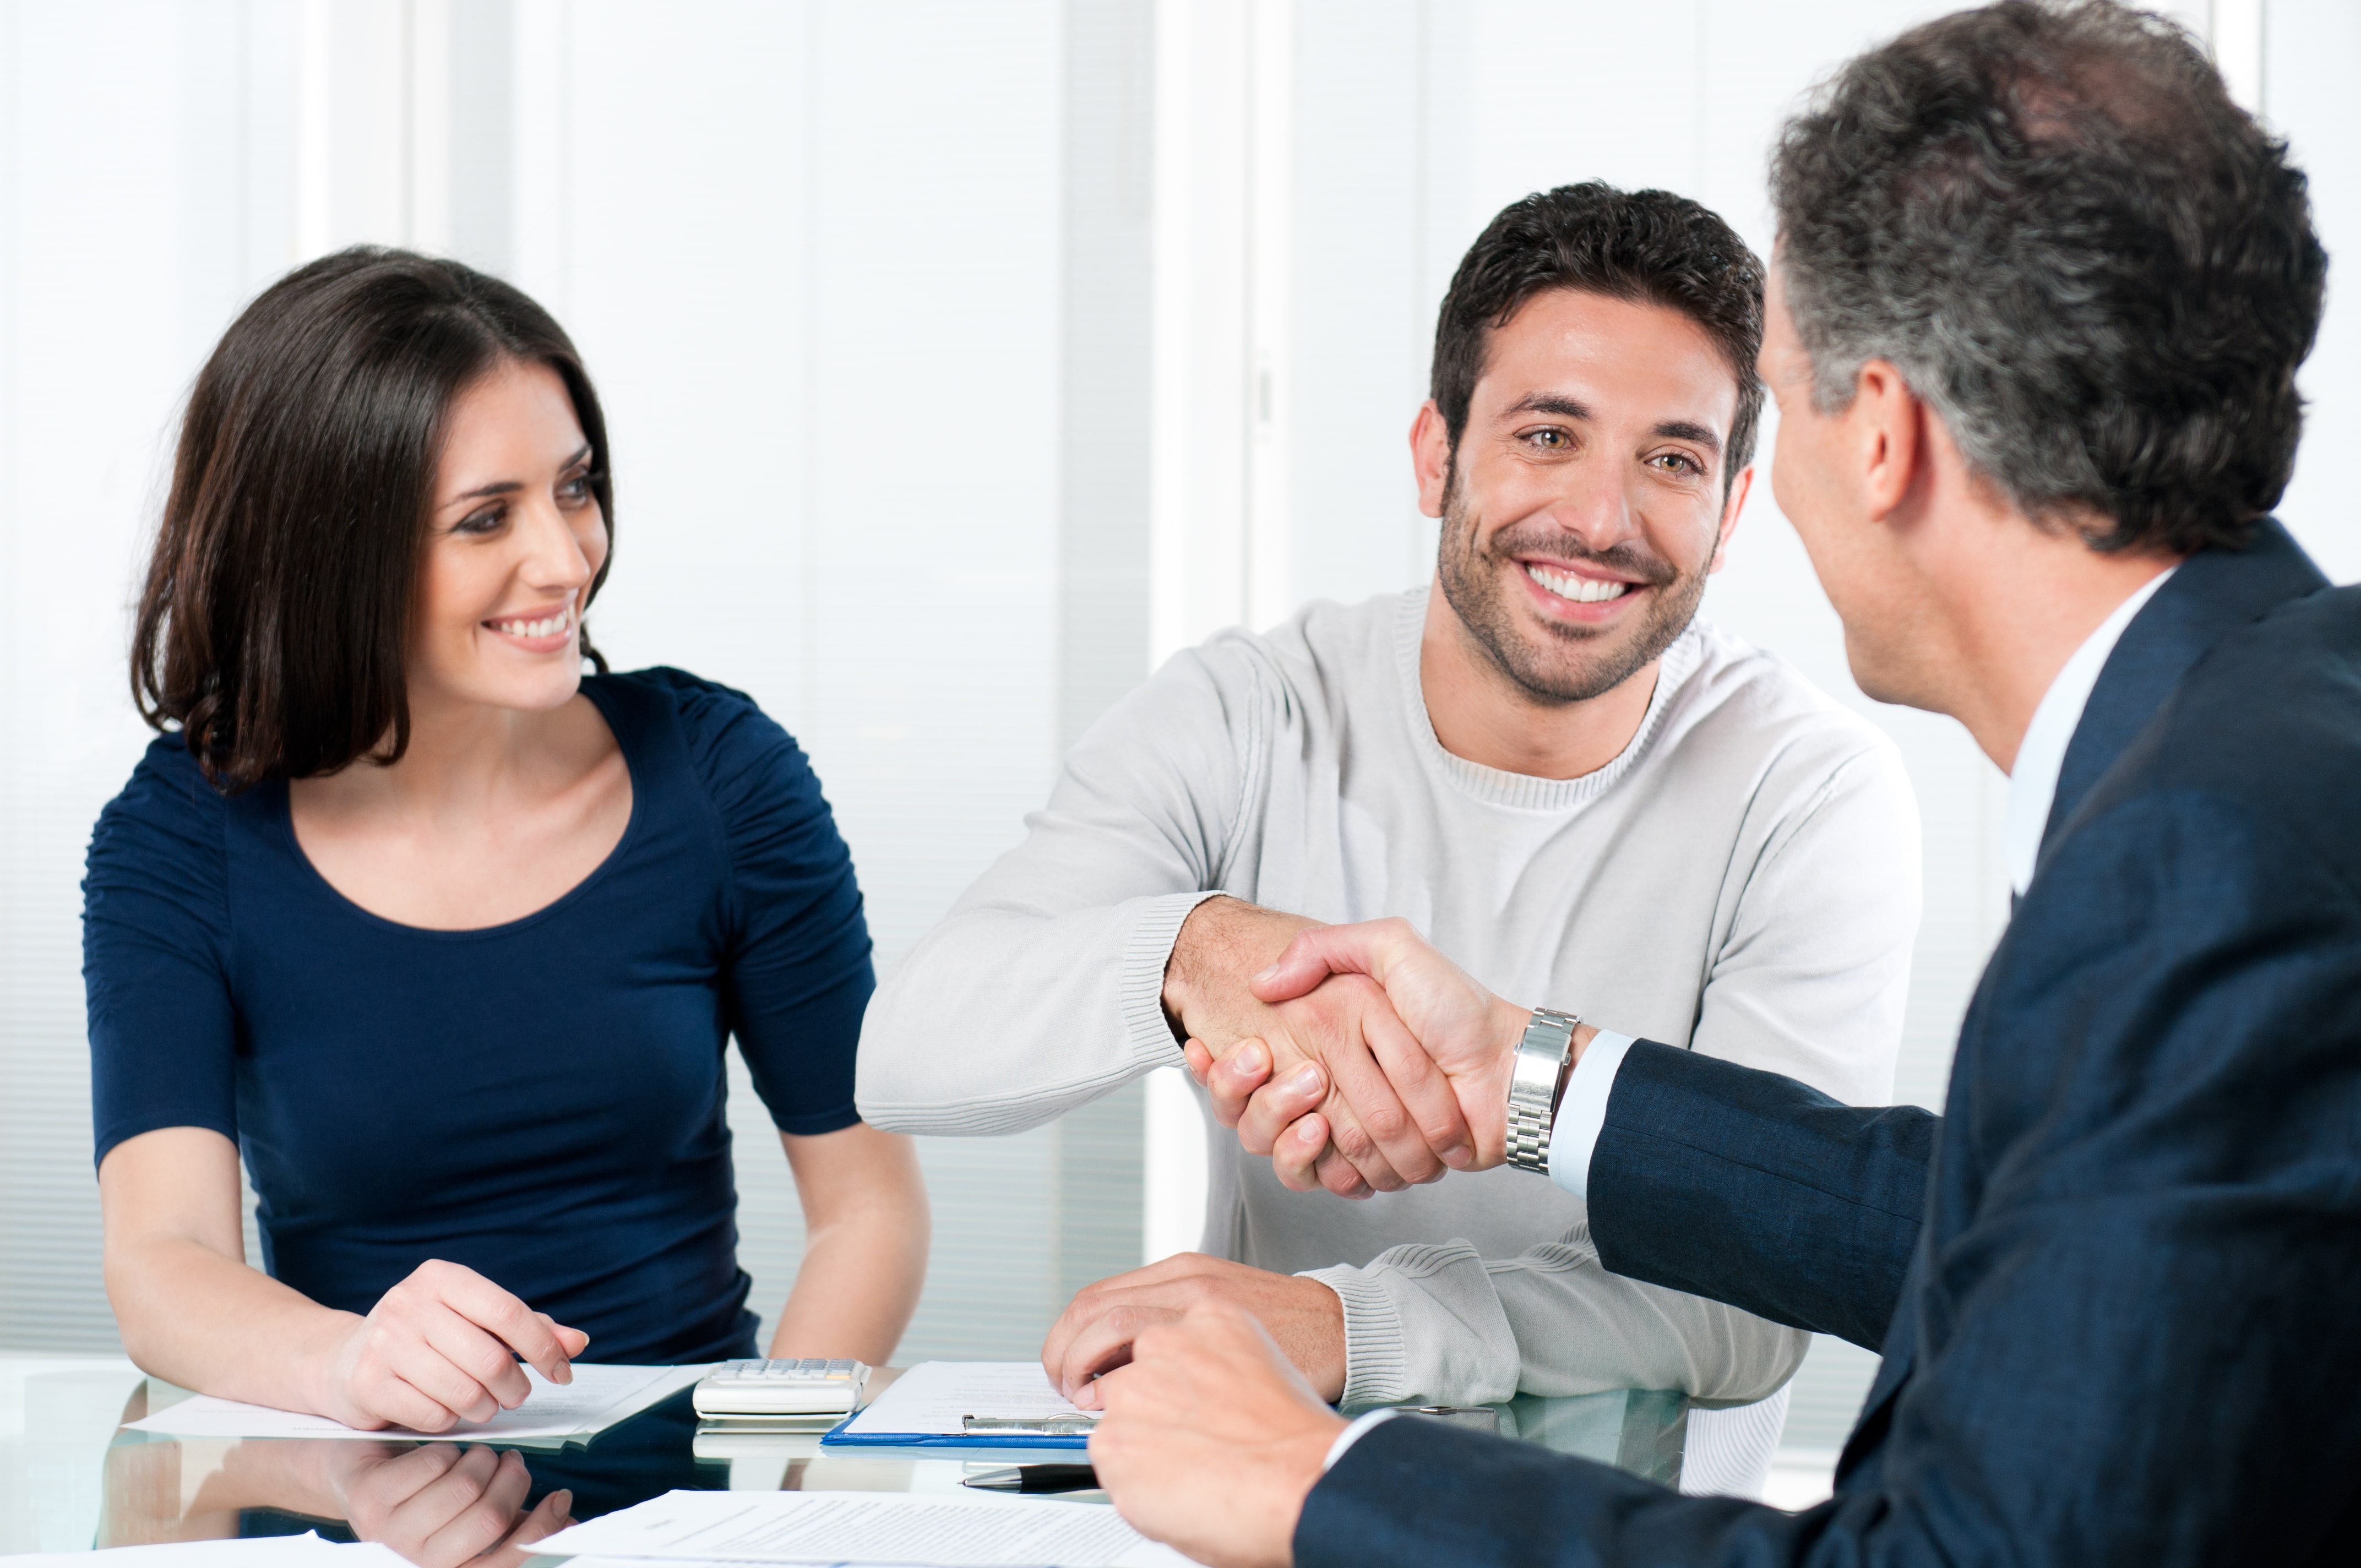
top-left (0, 1354), bottom-right (1685, 1562)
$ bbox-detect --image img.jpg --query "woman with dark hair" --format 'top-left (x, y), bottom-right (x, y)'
top-left (83, 248), bottom-right (928, 1437)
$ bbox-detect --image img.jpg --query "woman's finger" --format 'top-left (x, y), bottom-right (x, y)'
top-left (423, 1263), bottom-right (578, 1386)
top-left (372, 1331), bottom-right (500, 1431)
top-left (378, 1440), bottom-right (504, 1552)
top-left (417, 1449), bottom-right (532, 1568)
top-left (486, 1488), bottom-right (574, 1567)
top-left (350, 1358), bottom-right (476, 1435)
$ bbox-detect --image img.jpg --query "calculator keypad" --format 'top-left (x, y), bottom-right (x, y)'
top-left (694, 1358), bottom-right (869, 1418)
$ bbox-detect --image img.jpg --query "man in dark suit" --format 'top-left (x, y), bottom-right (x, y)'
top-left (1081, 3), bottom-right (2360, 1564)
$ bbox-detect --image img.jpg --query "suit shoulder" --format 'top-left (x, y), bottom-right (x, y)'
top-left (2100, 583), bottom-right (2361, 884)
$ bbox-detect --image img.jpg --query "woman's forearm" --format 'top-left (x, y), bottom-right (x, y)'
top-left (768, 1124), bottom-right (930, 1363)
top-left (101, 1127), bottom-right (357, 1415)
top-left (110, 1229), bottom-right (360, 1414)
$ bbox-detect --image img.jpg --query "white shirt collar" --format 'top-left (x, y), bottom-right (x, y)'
top-left (2004, 565), bottom-right (2179, 895)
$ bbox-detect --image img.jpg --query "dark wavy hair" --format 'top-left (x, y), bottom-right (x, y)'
top-left (1772, 0), bottom-right (2325, 553)
top-left (1430, 182), bottom-right (1767, 494)
top-left (133, 247), bottom-right (614, 792)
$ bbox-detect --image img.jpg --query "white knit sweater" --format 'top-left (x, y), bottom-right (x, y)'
top-left (858, 588), bottom-right (1919, 1411)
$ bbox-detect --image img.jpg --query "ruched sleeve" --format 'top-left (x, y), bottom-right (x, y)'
top-left (83, 739), bottom-right (241, 1167)
top-left (662, 671), bottom-right (872, 1135)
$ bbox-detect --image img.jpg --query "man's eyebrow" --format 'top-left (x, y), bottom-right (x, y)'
top-left (1652, 419), bottom-right (1723, 456)
top-left (1503, 393), bottom-right (1594, 422)
top-left (446, 447), bottom-right (594, 504)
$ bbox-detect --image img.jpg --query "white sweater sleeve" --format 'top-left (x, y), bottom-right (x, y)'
top-left (1306, 736), bottom-right (1923, 1405)
top-left (1303, 1231), bottom-right (1810, 1407)
top-left (855, 643), bottom-right (1269, 1136)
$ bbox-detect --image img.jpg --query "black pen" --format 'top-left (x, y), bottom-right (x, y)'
top-left (961, 1463), bottom-right (1101, 1494)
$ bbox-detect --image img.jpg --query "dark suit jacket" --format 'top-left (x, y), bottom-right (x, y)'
top-left (1302, 521), bottom-right (2361, 1565)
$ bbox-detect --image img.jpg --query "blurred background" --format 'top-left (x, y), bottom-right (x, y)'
top-left (0, 0), bottom-right (2352, 1484)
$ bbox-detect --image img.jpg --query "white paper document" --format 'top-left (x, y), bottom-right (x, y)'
top-left (0, 1532), bottom-right (407, 1565)
top-left (835, 1362), bottom-right (1096, 1439)
top-left (538, 1489), bottom-right (1190, 1566)
top-left (124, 1362), bottom-right (705, 1444)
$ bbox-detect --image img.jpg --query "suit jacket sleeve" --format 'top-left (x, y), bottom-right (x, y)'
top-left (1584, 1042), bottom-right (1935, 1350)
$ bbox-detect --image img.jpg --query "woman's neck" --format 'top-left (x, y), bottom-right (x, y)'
top-left (304, 688), bottom-right (598, 825)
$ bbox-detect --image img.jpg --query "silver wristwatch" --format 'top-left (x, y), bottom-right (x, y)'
top-left (1504, 1008), bottom-right (1580, 1174)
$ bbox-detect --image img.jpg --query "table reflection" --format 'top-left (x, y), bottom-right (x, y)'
top-left (99, 1383), bottom-right (725, 1566)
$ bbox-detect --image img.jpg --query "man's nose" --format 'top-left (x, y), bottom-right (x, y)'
top-left (1541, 470), bottom-right (1642, 552)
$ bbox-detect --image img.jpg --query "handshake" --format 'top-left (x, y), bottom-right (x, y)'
top-left (1163, 898), bottom-right (1600, 1199)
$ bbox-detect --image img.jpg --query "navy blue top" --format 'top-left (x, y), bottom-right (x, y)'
top-left (82, 668), bottom-right (873, 1364)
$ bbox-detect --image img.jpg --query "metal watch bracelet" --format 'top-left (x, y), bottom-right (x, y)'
top-left (1504, 1008), bottom-right (1580, 1174)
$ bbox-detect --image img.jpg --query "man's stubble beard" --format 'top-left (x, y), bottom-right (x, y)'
top-left (1434, 465), bottom-right (1709, 708)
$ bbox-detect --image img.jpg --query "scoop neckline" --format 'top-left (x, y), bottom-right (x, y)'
top-left (274, 692), bottom-right (643, 941)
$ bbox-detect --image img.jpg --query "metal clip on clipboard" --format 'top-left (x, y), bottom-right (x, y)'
top-left (961, 1413), bottom-right (1103, 1436)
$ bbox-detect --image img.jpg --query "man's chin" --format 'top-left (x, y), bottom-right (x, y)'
top-left (1486, 630), bottom-right (1657, 706)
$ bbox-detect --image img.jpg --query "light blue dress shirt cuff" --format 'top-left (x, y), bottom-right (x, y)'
top-left (1323, 1406), bottom-right (1402, 1471)
top-left (1546, 1030), bottom-right (1636, 1201)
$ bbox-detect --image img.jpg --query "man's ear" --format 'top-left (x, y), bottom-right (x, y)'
top-left (1410, 401), bottom-right (1452, 519)
top-left (1709, 465), bottom-right (1755, 574)
top-left (1853, 360), bottom-right (1924, 522)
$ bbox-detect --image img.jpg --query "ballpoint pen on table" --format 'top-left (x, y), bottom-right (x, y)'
top-left (962, 1463), bottom-right (1102, 1494)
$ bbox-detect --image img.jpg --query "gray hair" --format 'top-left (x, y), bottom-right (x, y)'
top-left (1771, 0), bottom-right (2324, 553)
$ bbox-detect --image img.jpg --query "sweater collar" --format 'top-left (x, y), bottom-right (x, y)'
top-left (1395, 585), bottom-right (1703, 812)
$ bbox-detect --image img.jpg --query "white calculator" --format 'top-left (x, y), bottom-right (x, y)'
top-left (692, 1358), bottom-right (871, 1426)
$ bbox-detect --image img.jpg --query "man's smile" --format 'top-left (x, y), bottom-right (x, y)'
top-left (1523, 561), bottom-right (1636, 605)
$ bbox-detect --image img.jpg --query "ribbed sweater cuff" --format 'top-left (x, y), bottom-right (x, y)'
top-left (1302, 1265), bottom-right (1408, 1407)
top-left (1118, 890), bottom-right (1228, 1068)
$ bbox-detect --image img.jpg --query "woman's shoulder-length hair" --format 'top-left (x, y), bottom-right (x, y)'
top-left (133, 246), bottom-right (614, 793)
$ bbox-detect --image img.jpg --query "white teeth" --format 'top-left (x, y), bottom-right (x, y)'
top-left (491, 605), bottom-right (575, 639)
top-left (1526, 563), bottom-right (1633, 604)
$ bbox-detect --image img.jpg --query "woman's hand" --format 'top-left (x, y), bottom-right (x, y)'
top-left (317, 1260), bottom-right (590, 1433)
top-left (329, 1442), bottom-right (574, 1568)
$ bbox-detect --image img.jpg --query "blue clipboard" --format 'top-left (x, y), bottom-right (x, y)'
top-left (819, 1414), bottom-right (1092, 1450)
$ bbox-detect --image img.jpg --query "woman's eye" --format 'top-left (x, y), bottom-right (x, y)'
top-left (454, 505), bottom-right (504, 535)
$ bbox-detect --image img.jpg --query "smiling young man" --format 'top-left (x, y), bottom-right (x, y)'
top-left (856, 184), bottom-right (1921, 1495)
